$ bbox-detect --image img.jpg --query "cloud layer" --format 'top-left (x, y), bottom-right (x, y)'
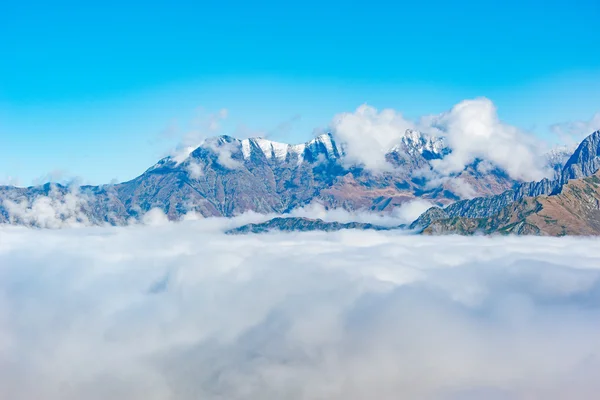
top-left (1, 222), bottom-right (600, 399)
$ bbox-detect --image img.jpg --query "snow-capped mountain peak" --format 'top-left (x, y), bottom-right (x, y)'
top-left (389, 129), bottom-right (448, 159)
top-left (241, 138), bottom-right (293, 161)
top-left (236, 133), bottom-right (340, 164)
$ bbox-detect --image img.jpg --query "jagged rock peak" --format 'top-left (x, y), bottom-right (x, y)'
top-left (195, 132), bottom-right (341, 164)
top-left (561, 130), bottom-right (600, 181)
top-left (395, 129), bottom-right (448, 158)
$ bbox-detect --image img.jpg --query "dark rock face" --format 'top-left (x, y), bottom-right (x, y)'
top-left (412, 130), bottom-right (600, 233)
top-left (226, 217), bottom-right (395, 234)
top-left (1, 131), bottom-right (522, 227)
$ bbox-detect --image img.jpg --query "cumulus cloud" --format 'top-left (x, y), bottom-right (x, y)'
top-left (330, 99), bottom-right (551, 181)
top-left (1, 224), bottom-right (600, 399)
top-left (330, 105), bottom-right (415, 171)
top-left (426, 98), bottom-right (549, 181)
top-left (551, 112), bottom-right (600, 146)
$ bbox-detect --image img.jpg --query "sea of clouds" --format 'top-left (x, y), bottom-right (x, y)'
top-left (1, 218), bottom-right (600, 399)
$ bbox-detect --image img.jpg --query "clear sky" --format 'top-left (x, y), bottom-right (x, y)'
top-left (1, 0), bottom-right (599, 185)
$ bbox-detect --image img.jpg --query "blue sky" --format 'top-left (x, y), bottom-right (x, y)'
top-left (1, 0), bottom-right (599, 185)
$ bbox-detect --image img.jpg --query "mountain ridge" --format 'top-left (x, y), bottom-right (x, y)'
top-left (226, 217), bottom-right (396, 234)
top-left (422, 170), bottom-right (600, 236)
top-left (0, 129), bottom-right (570, 228)
top-left (411, 130), bottom-right (600, 234)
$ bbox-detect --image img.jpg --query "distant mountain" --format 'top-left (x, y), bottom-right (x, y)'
top-left (422, 170), bottom-right (600, 236)
top-left (412, 130), bottom-right (600, 233)
top-left (226, 217), bottom-right (395, 234)
top-left (0, 130), bottom-right (528, 227)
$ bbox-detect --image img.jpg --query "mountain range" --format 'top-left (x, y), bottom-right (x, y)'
top-left (0, 129), bottom-right (547, 227)
top-left (0, 128), bottom-right (586, 234)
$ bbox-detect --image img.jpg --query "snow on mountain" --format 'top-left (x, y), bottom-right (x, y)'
top-left (166, 129), bottom-right (450, 168)
top-left (392, 129), bottom-right (448, 159)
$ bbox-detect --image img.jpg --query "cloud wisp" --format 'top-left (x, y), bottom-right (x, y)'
top-left (1, 223), bottom-right (600, 399)
top-left (1, 185), bottom-right (94, 228)
top-left (551, 112), bottom-right (600, 146)
top-left (170, 108), bottom-right (229, 163)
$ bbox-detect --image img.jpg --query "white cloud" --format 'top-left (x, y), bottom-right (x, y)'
top-left (426, 98), bottom-right (549, 181)
top-left (330, 99), bottom-right (552, 181)
top-left (1, 224), bottom-right (600, 399)
top-left (289, 199), bottom-right (435, 226)
top-left (330, 105), bottom-right (415, 171)
top-left (412, 168), bottom-right (478, 200)
top-left (186, 161), bottom-right (204, 178)
top-left (288, 202), bottom-right (409, 226)
top-left (2, 185), bottom-right (92, 228)
top-left (141, 207), bottom-right (170, 226)
top-left (551, 112), bottom-right (600, 146)
top-left (390, 198), bottom-right (435, 222)
top-left (447, 178), bottom-right (478, 199)
top-left (206, 140), bottom-right (243, 170)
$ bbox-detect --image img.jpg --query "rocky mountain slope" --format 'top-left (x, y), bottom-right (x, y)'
top-left (422, 170), bottom-right (600, 236)
top-left (411, 130), bottom-right (600, 231)
top-left (226, 217), bottom-right (395, 234)
top-left (0, 130), bottom-right (525, 226)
